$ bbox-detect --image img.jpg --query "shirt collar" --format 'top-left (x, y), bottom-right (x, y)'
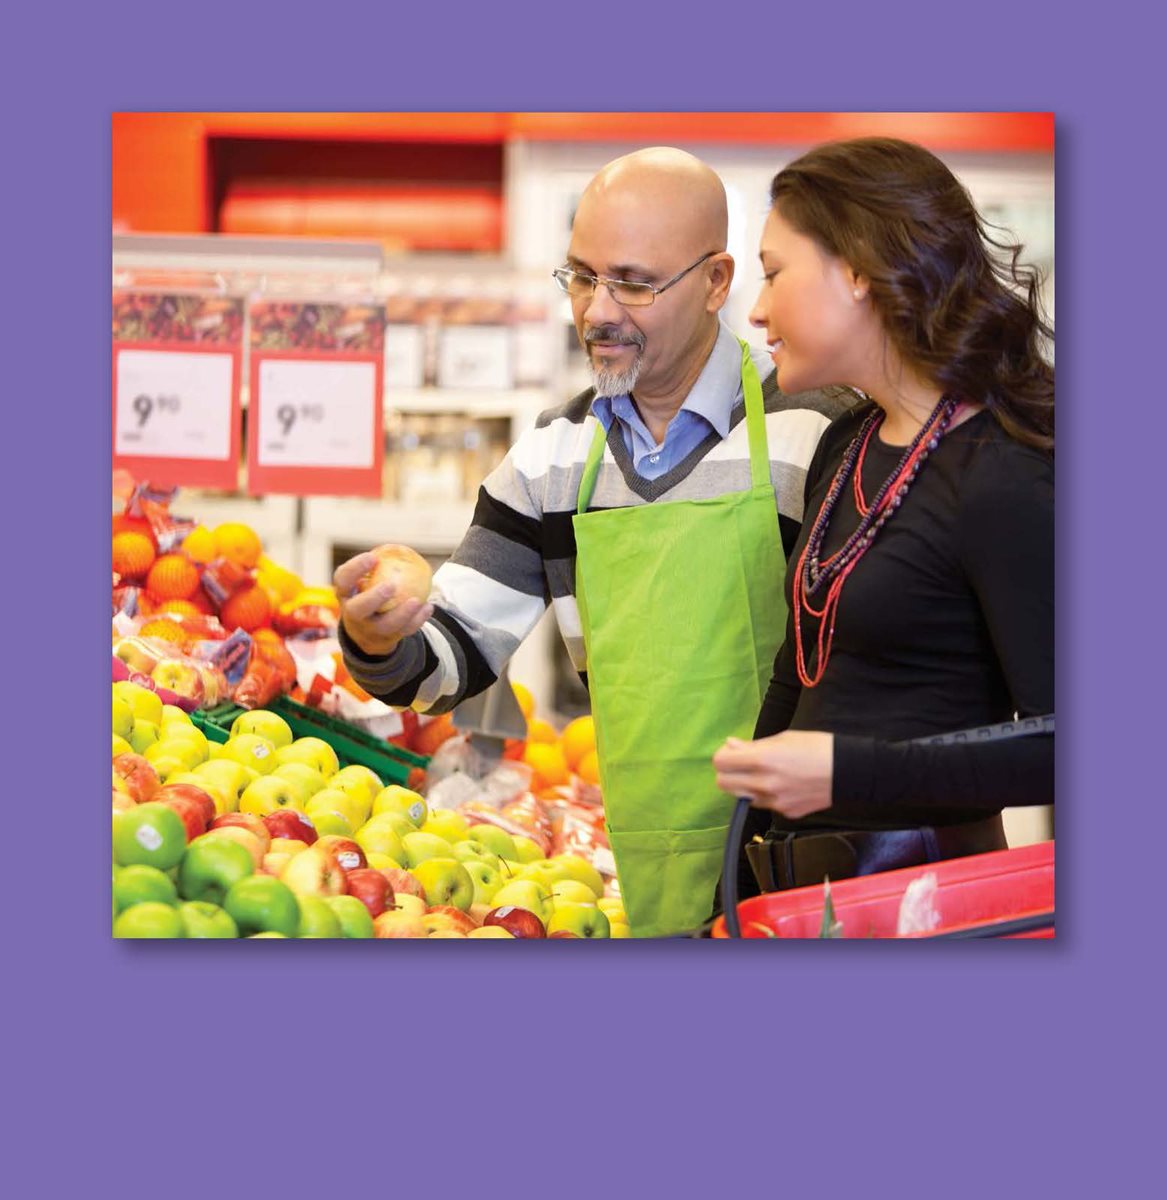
top-left (589, 321), bottom-right (768, 438)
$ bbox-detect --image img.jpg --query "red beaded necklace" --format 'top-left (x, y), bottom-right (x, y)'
top-left (793, 395), bottom-right (966, 688)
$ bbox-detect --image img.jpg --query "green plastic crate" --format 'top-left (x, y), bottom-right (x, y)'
top-left (192, 695), bottom-right (429, 788)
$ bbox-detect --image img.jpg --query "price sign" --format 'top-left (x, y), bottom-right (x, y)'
top-left (384, 323), bottom-right (427, 390)
top-left (437, 325), bottom-right (514, 390)
top-left (112, 345), bottom-right (241, 488)
top-left (247, 351), bottom-right (383, 496)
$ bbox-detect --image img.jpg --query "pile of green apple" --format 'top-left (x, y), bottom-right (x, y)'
top-left (112, 684), bottom-right (628, 939)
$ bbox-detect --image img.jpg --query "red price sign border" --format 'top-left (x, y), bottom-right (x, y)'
top-left (112, 340), bottom-right (243, 490)
top-left (246, 348), bottom-right (384, 498)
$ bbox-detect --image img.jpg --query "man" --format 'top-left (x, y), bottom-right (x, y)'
top-left (337, 147), bottom-right (848, 936)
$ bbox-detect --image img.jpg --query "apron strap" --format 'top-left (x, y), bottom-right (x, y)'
top-left (576, 338), bottom-right (769, 514)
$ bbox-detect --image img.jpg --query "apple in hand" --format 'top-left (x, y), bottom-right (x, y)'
top-left (315, 835), bottom-right (367, 873)
top-left (547, 902), bottom-right (611, 939)
top-left (358, 544), bottom-right (433, 614)
top-left (483, 906), bottom-right (546, 939)
top-left (280, 845), bottom-right (348, 897)
top-left (262, 809), bottom-right (318, 844)
top-left (344, 868), bottom-right (392, 919)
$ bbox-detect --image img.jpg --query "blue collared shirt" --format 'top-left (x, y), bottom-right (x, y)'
top-left (589, 322), bottom-right (773, 480)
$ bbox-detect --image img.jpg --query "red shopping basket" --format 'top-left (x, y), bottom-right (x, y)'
top-left (711, 840), bottom-right (1054, 939)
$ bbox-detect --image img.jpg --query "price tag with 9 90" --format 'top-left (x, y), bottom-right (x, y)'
top-left (256, 358), bottom-right (377, 469)
top-left (115, 349), bottom-right (235, 461)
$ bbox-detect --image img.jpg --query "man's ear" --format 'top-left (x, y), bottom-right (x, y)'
top-left (705, 253), bottom-right (735, 313)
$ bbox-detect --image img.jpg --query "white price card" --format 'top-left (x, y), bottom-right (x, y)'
top-left (437, 325), bottom-right (514, 390)
top-left (256, 359), bottom-right (376, 468)
top-left (115, 349), bottom-right (234, 461)
top-left (384, 324), bottom-right (427, 390)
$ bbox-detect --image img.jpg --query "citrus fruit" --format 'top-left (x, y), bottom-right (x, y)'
top-left (413, 712), bottom-right (457, 756)
top-left (156, 599), bottom-right (200, 618)
top-left (180, 524), bottom-right (217, 564)
top-left (139, 618), bottom-right (191, 648)
top-left (576, 749), bottom-right (601, 786)
top-left (146, 554), bottom-right (201, 601)
top-left (219, 584), bottom-right (272, 632)
top-left (561, 715), bottom-right (596, 770)
top-left (212, 522), bottom-right (262, 569)
top-left (510, 681), bottom-right (535, 719)
top-left (112, 513), bottom-right (157, 546)
top-left (526, 717), bottom-right (558, 744)
top-left (522, 741), bottom-right (570, 790)
top-left (112, 531), bottom-right (156, 580)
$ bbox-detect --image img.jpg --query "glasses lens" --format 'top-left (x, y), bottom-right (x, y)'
top-left (610, 281), bottom-right (655, 306)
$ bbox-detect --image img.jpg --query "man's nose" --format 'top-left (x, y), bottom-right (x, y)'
top-left (582, 281), bottom-right (624, 328)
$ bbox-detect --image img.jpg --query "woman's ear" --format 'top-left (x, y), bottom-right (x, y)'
top-left (848, 270), bottom-right (870, 303)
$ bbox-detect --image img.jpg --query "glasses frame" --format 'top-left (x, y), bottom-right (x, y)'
top-left (552, 250), bottom-right (718, 307)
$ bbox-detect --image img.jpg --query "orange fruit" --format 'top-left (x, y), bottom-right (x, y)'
top-left (219, 584), bottom-right (272, 632)
top-left (112, 513), bottom-right (157, 547)
top-left (181, 525), bottom-right (217, 565)
top-left (510, 681), bottom-right (535, 720)
top-left (212, 522), bottom-right (262, 569)
top-left (576, 749), bottom-right (601, 787)
top-left (112, 531), bottom-right (156, 580)
top-left (156, 599), bottom-right (200, 618)
top-left (526, 717), bottom-right (558, 744)
top-left (146, 554), bottom-right (201, 601)
top-left (139, 618), bottom-right (191, 648)
top-left (414, 713), bottom-right (457, 756)
top-left (561, 715), bottom-right (596, 770)
top-left (522, 742), bottom-right (570, 791)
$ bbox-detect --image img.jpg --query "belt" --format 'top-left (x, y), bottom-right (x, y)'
top-left (745, 813), bottom-right (1007, 893)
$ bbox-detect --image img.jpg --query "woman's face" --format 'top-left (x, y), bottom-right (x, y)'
top-left (749, 206), bottom-right (870, 395)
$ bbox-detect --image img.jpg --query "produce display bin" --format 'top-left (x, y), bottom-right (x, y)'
top-left (711, 840), bottom-right (1054, 939)
top-left (192, 695), bottom-right (429, 787)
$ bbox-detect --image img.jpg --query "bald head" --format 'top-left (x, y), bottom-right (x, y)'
top-left (578, 147), bottom-right (729, 254)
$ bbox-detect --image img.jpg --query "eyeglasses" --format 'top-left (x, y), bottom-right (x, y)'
top-left (552, 251), bottom-right (718, 307)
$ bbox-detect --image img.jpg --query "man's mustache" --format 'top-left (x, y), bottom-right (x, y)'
top-left (584, 326), bottom-right (646, 349)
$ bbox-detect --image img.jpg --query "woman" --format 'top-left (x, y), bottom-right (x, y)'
top-left (713, 138), bottom-right (1053, 892)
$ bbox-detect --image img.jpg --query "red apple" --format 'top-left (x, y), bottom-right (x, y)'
top-left (262, 809), bottom-right (318, 845)
top-left (156, 794), bottom-right (210, 842)
top-left (380, 867), bottom-right (425, 900)
top-left (280, 845), bottom-right (347, 897)
top-left (210, 812), bottom-right (273, 855)
top-left (359, 544), bottom-right (433, 615)
top-left (344, 868), bottom-right (392, 919)
top-left (316, 835), bottom-right (366, 873)
top-left (423, 906), bottom-right (479, 936)
top-left (549, 930), bottom-right (581, 938)
top-left (156, 783), bottom-right (216, 829)
top-left (483, 905), bottom-right (546, 939)
top-left (113, 753), bottom-right (161, 804)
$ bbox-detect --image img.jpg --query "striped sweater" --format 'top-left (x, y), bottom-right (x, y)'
top-left (342, 348), bottom-right (850, 713)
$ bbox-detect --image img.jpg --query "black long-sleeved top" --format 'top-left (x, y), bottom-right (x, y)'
top-left (754, 403), bottom-right (1054, 831)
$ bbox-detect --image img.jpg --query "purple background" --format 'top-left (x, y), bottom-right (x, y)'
top-left (8, 3), bottom-right (1157, 1195)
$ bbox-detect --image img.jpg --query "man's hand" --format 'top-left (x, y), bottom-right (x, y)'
top-left (333, 551), bottom-right (434, 658)
top-left (712, 731), bottom-right (835, 819)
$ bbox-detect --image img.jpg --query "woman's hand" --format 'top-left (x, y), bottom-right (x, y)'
top-left (712, 731), bottom-right (835, 819)
top-left (334, 551), bottom-right (434, 658)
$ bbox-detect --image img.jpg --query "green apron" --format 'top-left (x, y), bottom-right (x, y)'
top-left (572, 340), bottom-right (788, 937)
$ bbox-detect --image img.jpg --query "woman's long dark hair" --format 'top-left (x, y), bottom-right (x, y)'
top-left (770, 138), bottom-right (1054, 450)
